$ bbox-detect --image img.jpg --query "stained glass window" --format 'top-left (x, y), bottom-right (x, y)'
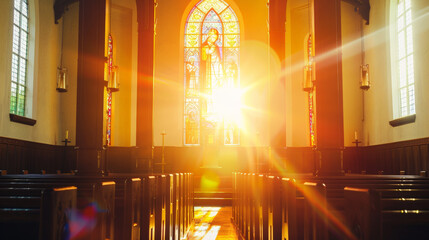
top-left (106, 34), bottom-right (113, 146)
top-left (10, 0), bottom-right (29, 116)
top-left (394, 0), bottom-right (415, 117)
top-left (305, 34), bottom-right (316, 146)
top-left (184, 0), bottom-right (240, 146)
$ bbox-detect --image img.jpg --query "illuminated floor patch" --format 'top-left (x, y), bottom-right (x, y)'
top-left (188, 207), bottom-right (238, 240)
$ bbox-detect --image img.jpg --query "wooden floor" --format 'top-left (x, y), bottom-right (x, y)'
top-left (188, 207), bottom-right (239, 240)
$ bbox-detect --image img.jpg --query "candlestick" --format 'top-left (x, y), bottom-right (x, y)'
top-left (352, 139), bottom-right (361, 147)
top-left (61, 136), bottom-right (71, 169)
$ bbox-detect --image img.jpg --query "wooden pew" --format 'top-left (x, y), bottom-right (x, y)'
top-left (246, 173), bottom-right (252, 239)
top-left (237, 173), bottom-right (244, 237)
top-left (155, 175), bottom-right (167, 240)
top-left (307, 175), bottom-right (429, 240)
top-left (345, 187), bottom-right (429, 240)
top-left (184, 172), bottom-right (193, 238)
top-left (109, 173), bottom-right (162, 240)
top-left (232, 172), bottom-right (244, 239)
top-left (138, 172), bottom-right (193, 240)
top-left (189, 173), bottom-right (194, 231)
top-left (233, 173), bottom-right (429, 240)
top-left (302, 182), bottom-right (328, 240)
top-left (182, 173), bottom-right (188, 238)
top-left (0, 186), bottom-right (76, 240)
top-left (0, 172), bottom-right (193, 240)
top-left (258, 174), bottom-right (268, 240)
top-left (140, 175), bottom-right (156, 240)
top-left (243, 173), bottom-right (250, 239)
top-left (232, 173), bottom-right (269, 240)
top-left (266, 176), bottom-right (282, 240)
top-left (0, 175), bottom-right (116, 240)
top-left (173, 173), bottom-right (180, 240)
top-left (166, 174), bottom-right (174, 240)
top-left (179, 173), bottom-right (185, 239)
top-left (248, 173), bottom-right (256, 240)
top-left (232, 172), bottom-right (237, 226)
top-left (281, 178), bottom-right (297, 240)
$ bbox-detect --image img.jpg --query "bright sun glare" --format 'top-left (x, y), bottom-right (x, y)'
top-left (212, 87), bottom-right (243, 125)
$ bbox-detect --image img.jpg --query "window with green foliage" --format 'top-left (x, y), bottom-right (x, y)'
top-left (10, 0), bottom-right (29, 116)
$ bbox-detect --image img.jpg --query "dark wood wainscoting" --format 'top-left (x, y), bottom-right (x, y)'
top-left (1, 136), bottom-right (429, 175)
top-left (344, 137), bottom-right (429, 175)
top-left (0, 137), bottom-right (76, 174)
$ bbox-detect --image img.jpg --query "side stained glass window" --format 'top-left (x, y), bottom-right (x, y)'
top-left (184, 0), bottom-right (240, 146)
top-left (305, 34), bottom-right (316, 147)
top-left (10, 0), bottom-right (29, 116)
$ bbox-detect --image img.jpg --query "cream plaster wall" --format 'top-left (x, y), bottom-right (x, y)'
top-left (0, 0), bottom-right (76, 145)
top-left (341, 2), bottom-right (365, 146)
top-left (285, 2), bottom-right (311, 147)
top-left (110, 0), bottom-right (138, 146)
top-left (363, 0), bottom-right (429, 145)
top-left (285, 1), bottom-right (372, 147)
top-left (57, 2), bottom-right (79, 146)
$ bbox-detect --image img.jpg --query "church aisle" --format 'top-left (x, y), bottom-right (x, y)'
top-left (188, 207), bottom-right (239, 240)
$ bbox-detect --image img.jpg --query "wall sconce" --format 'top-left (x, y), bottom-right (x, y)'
top-left (108, 66), bottom-right (119, 92)
top-left (360, 64), bottom-right (370, 90)
top-left (56, 67), bottom-right (68, 92)
top-left (303, 65), bottom-right (313, 92)
top-left (57, 18), bottom-right (67, 93)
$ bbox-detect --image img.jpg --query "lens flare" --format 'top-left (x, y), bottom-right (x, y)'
top-left (67, 202), bottom-right (105, 240)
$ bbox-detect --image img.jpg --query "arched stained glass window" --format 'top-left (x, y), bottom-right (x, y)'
top-left (184, 0), bottom-right (240, 146)
top-left (391, 0), bottom-right (415, 118)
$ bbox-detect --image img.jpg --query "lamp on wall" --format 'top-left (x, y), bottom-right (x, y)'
top-left (303, 66), bottom-right (313, 91)
top-left (360, 64), bottom-right (370, 90)
top-left (359, 13), bottom-right (370, 91)
top-left (303, 32), bottom-right (315, 92)
top-left (56, 67), bottom-right (68, 92)
top-left (56, 17), bottom-right (68, 92)
top-left (107, 65), bottom-right (119, 92)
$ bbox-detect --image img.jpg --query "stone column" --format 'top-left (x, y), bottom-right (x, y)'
top-left (136, 0), bottom-right (156, 171)
top-left (75, 0), bottom-right (106, 174)
top-left (313, 0), bottom-right (344, 175)
top-left (269, 0), bottom-right (287, 173)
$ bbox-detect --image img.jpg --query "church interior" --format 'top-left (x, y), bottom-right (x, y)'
top-left (1, 0), bottom-right (429, 239)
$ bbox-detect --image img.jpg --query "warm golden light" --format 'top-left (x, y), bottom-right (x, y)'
top-left (201, 226), bottom-right (220, 240)
top-left (200, 171), bottom-right (220, 190)
top-left (211, 87), bottom-right (242, 124)
top-left (296, 183), bottom-right (358, 240)
top-left (190, 207), bottom-right (221, 240)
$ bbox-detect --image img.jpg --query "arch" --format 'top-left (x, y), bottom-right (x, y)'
top-left (183, 0), bottom-right (241, 146)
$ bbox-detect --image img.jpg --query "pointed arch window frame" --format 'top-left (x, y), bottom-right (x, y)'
top-left (183, 0), bottom-right (240, 146)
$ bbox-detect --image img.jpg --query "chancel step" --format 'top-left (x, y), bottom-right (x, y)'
top-left (194, 188), bottom-right (232, 206)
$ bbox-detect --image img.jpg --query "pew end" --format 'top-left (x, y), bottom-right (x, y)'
top-left (344, 187), bottom-right (381, 240)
